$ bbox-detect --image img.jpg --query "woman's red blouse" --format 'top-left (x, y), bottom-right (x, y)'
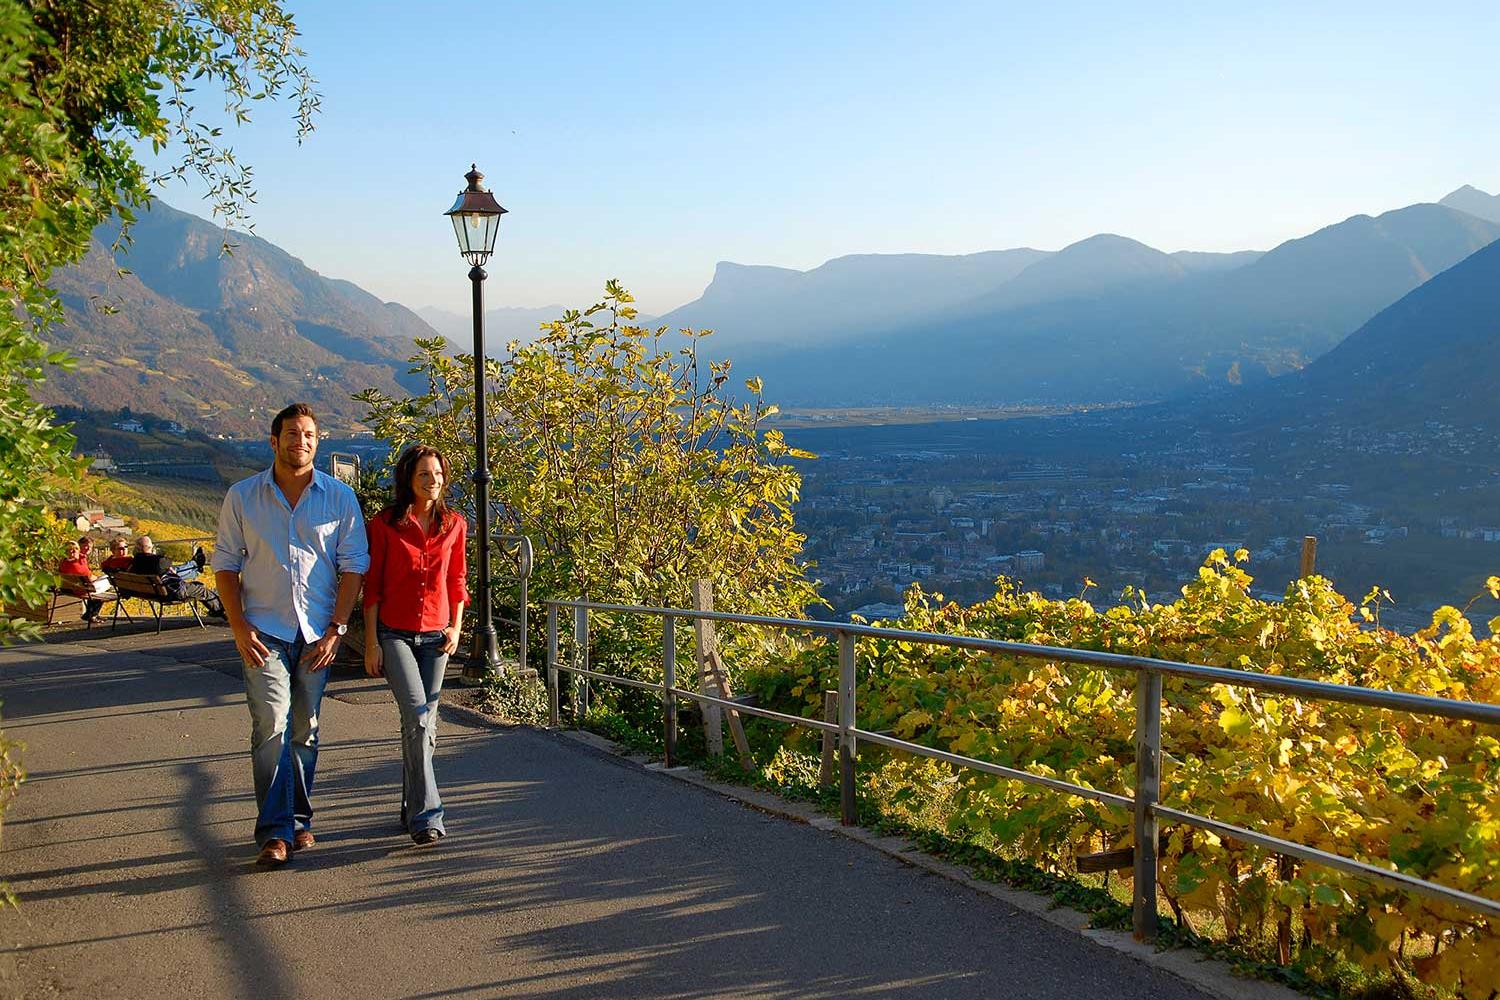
top-left (364, 510), bottom-right (470, 633)
top-left (58, 556), bottom-right (92, 577)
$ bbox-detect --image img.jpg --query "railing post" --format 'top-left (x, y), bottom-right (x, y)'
top-left (545, 603), bottom-right (559, 727)
top-left (662, 616), bottom-right (678, 768)
top-left (517, 572), bottom-right (529, 677)
top-left (1133, 669), bottom-right (1163, 941)
top-left (838, 630), bottom-right (857, 826)
top-left (573, 604), bottom-right (589, 719)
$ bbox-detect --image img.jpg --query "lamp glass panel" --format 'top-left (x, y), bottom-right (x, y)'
top-left (450, 213), bottom-right (470, 254)
top-left (478, 212), bottom-right (501, 253)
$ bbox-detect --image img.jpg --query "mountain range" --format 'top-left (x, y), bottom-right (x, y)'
top-left (34, 186), bottom-right (1500, 435)
top-left (38, 201), bottom-right (440, 435)
top-left (662, 193), bottom-right (1500, 406)
top-left (1253, 230), bottom-right (1500, 431)
top-left (1438, 185), bottom-right (1500, 224)
top-left (416, 304), bottom-right (574, 352)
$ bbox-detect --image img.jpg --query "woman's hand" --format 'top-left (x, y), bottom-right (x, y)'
top-left (364, 643), bottom-right (383, 678)
top-left (442, 625), bottom-right (461, 655)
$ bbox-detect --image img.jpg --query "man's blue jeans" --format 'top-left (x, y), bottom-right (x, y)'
top-left (378, 626), bottom-right (448, 837)
top-left (241, 633), bottom-right (328, 847)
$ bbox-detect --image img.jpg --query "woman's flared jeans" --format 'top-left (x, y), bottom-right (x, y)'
top-left (379, 627), bottom-right (448, 837)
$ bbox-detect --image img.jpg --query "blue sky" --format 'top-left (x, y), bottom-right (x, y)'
top-left (143, 0), bottom-right (1500, 317)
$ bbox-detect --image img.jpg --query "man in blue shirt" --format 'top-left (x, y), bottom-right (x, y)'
top-left (215, 403), bottom-right (369, 866)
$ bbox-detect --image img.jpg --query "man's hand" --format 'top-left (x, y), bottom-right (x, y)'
top-left (234, 624), bottom-right (271, 669)
top-left (364, 643), bottom-right (383, 678)
top-left (442, 625), bottom-right (461, 656)
top-left (306, 630), bottom-right (341, 671)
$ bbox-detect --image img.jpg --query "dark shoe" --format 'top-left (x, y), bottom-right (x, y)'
top-left (413, 828), bottom-right (442, 847)
top-left (292, 830), bottom-right (316, 851)
top-left (257, 839), bottom-right (290, 866)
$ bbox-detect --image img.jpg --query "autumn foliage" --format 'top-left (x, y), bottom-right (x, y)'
top-left (757, 552), bottom-right (1499, 996)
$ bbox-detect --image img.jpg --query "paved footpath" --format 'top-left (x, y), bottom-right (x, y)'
top-left (0, 625), bottom-right (1217, 1000)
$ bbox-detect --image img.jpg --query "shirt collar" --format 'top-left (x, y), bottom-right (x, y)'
top-left (260, 465), bottom-right (329, 492)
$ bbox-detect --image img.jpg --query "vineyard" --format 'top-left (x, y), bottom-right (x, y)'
top-left (582, 551), bottom-right (1500, 998)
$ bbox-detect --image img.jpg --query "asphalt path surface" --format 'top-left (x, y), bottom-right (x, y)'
top-left (0, 623), bottom-right (1214, 999)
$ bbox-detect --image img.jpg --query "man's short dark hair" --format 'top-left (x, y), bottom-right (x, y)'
top-left (271, 403), bottom-right (317, 438)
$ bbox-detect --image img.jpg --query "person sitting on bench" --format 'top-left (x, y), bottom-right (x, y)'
top-left (102, 537), bottom-right (134, 573)
top-left (58, 539), bottom-right (107, 623)
top-left (129, 536), bottom-right (225, 617)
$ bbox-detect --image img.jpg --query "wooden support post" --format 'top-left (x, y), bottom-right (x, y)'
top-left (1300, 535), bottom-right (1318, 579)
top-left (690, 580), bottom-right (724, 757)
top-left (708, 647), bottom-right (754, 772)
top-left (818, 691), bottom-right (837, 788)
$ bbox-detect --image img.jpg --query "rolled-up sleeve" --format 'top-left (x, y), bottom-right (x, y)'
top-left (335, 488), bottom-right (371, 576)
top-left (214, 486), bottom-right (245, 574)
top-left (364, 516), bottom-right (386, 608)
top-left (447, 519), bottom-right (470, 608)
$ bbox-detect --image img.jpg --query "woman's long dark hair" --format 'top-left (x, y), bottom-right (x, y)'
top-left (385, 444), bottom-right (453, 530)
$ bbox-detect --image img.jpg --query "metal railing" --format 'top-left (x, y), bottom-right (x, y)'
top-left (542, 598), bottom-right (1500, 941)
top-left (484, 534), bottom-right (534, 677)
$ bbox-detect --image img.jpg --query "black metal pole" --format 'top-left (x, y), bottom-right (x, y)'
top-left (467, 263), bottom-right (501, 677)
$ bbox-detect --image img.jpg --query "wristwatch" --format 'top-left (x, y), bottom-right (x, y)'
top-left (329, 621), bottom-right (348, 637)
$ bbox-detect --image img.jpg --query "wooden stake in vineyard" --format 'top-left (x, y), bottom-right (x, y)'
top-left (689, 579), bottom-right (752, 771)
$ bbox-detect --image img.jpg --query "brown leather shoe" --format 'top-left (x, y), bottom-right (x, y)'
top-left (257, 839), bottom-right (290, 866)
top-left (292, 830), bottom-right (315, 852)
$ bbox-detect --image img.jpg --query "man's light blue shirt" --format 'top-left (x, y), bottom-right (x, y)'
top-left (215, 467), bottom-right (370, 643)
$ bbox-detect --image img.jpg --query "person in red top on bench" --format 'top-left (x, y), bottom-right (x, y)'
top-left (102, 537), bottom-right (134, 573)
top-left (58, 539), bottom-right (105, 622)
top-left (362, 444), bottom-right (469, 847)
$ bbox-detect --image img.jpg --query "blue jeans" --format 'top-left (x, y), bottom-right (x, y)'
top-left (241, 634), bottom-right (329, 847)
top-left (379, 626), bottom-right (448, 837)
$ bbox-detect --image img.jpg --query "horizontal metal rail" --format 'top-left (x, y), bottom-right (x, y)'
top-left (543, 597), bottom-right (1500, 940)
top-left (1151, 806), bottom-right (1500, 920)
top-left (852, 728), bottom-right (1135, 809)
top-left (568, 666), bottom-right (662, 693)
top-left (562, 664), bottom-right (843, 734)
top-left (547, 599), bottom-right (1500, 726)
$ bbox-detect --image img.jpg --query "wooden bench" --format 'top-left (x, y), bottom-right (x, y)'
top-left (108, 571), bottom-right (210, 633)
top-left (47, 573), bottom-right (132, 628)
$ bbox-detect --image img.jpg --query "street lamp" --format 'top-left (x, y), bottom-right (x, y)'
top-left (445, 164), bottom-right (508, 678)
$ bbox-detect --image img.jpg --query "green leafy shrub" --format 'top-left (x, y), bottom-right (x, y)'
top-left (734, 551), bottom-right (1499, 997)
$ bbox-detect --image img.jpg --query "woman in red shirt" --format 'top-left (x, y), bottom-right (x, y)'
top-left (362, 444), bottom-right (469, 846)
top-left (58, 539), bottom-right (105, 623)
top-left (102, 537), bottom-right (134, 573)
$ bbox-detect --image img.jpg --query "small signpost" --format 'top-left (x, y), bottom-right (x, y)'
top-left (328, 452), bottom-right (360, 487)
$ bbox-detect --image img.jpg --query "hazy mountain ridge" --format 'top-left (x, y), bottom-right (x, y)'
top-left (39, 200), bottom-right (439, 434)
top-left (416, 304), bottom-right (577, 353)
top-left (35, 189), bottom-right (1500, 434)
top-left (1438, 184), bottom-right (1500, 225)
top-left (1255, 235), bottom-right (1500, 429)
top-left (723, 203), bottom-right (1500, 406)
top-left (659, 248), bottom-right (1051, 348)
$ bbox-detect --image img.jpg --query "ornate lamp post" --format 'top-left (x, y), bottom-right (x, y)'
top-left (444, 164), bottom-right (508, 677)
